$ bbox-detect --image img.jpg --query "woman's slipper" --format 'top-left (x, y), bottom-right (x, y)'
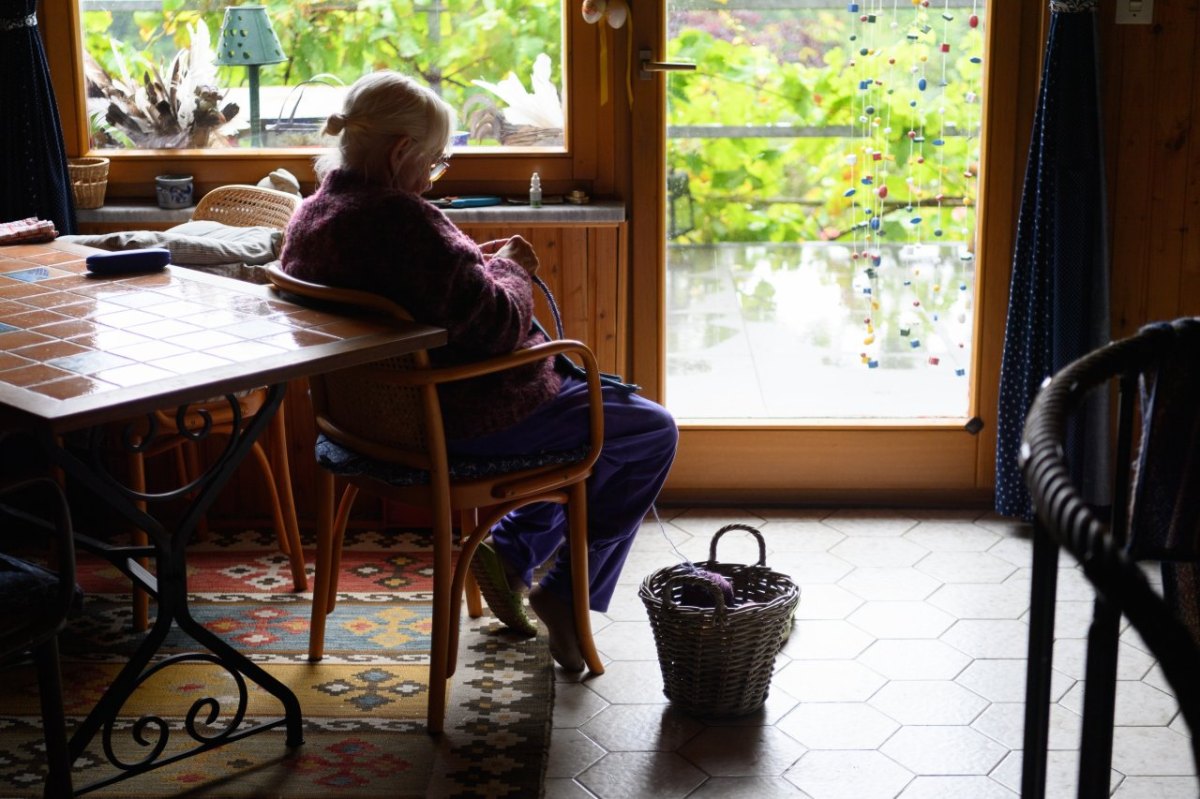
top-left (470, 541), bottom-right (538, 637)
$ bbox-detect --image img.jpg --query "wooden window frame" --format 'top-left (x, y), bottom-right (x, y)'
top-left (40, 0), bottom-right (616, 201)
top-left (626, 3), bottom-right (1046, 505)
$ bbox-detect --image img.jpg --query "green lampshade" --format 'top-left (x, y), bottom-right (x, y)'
top-left (216, 6), bottom-right (287, 67)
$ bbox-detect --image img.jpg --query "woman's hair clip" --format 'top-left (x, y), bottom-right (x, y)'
top-left (324, 113), bottom-right (348, 135)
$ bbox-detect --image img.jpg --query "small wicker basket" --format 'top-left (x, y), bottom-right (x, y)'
top-left (640, 524), bottom-right (801, 717)
top-left (67, 157), bottom-right (110, 210)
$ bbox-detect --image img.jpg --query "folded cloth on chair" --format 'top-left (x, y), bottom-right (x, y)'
top-left (59, 222), bottom-right (281, 267)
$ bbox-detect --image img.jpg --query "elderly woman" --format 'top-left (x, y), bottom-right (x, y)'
top-left (281, 71), bottom-right (677, 670)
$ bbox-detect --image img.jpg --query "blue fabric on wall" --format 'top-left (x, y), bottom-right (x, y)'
top-left (0, 1), bottom-right (76, 234)
top-left (995, 1), bottom-right (1110, 520)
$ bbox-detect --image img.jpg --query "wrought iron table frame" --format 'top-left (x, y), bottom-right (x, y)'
top-left (0, 250), bottom-right (445, 795)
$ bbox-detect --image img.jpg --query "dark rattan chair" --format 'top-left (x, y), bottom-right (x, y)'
top-left (265, 263), bottom-right (605, 735)
top-left (0, 476), bottom-right (79, 798)
top-left (1019, 318), bottom-right (1200, 798)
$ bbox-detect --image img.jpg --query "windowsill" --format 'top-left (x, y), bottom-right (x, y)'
top-left (76, 199), bottom-right (626, 227)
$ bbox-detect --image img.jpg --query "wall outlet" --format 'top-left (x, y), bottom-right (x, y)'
top-left (1115, 0), bottom-right (1153, 24)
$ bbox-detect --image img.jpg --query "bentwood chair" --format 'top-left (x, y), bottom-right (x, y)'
top-left (1020, 318), bottom-right (1200, 798)
top-left (265, 263), bottom-right (606, 734)
top-left (192, 183), bottom-right (301, 230)
top-left (0, 476), bottom-right (79, 798)
top-left (127, 185), bottom-right (306, 631)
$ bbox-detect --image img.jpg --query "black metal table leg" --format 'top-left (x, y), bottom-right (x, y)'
top-left (41, 383), bottom-right (304, 794)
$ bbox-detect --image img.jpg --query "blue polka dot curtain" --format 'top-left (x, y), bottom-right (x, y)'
top-left (995, 0), bottom-right (1110, 520)
top-left (0, 0), bottom-right (76, 234)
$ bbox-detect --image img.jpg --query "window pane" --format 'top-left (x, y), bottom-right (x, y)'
top-left (80, 0), bottom-right (564, 151)
top-left (665, 1), bottom-right (985, 420)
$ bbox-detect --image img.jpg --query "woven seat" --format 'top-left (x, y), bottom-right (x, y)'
top-left (265, 263), bottom-right (606, 735)
top-left (0, 476), bottom-right (78, 798)
top-left (125, 185), bottom-right (305, 632)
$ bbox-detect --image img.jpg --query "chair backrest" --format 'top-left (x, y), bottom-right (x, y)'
top-left (193, 184), bottom-right (301, 230)
top-left (1021, 318), bottom-right (1200, 767)
top-left (264, 264), bottom-right (438, 470)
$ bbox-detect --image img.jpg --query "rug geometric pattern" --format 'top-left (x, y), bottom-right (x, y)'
top-left (0, 527), bottom-right (553, 798)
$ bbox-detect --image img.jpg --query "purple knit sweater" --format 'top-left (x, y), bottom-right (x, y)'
top-left (280, 169), bottom-right (561, 440)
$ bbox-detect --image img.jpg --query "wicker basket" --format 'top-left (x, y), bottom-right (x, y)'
top-left (67, 157), bottom-right (110, 210)
top-left (639, 524), bottom-right (801, 717)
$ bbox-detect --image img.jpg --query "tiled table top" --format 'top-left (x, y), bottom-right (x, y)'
top-left (0, 241), bottom-right (445, 433)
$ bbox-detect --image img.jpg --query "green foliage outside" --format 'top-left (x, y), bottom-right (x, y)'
top-left (81, 1), bottom-right (983, 249)
top-left (82, 0), bottom-right (562, 139)
top-left (666, 6), bottom-right (985, 247)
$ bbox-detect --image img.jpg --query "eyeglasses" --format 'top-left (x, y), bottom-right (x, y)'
top-left (430, 154), bottom-right (452, 182)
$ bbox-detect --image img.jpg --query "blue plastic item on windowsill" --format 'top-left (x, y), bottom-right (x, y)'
top-left (431, 195), bottom-right (504, 209)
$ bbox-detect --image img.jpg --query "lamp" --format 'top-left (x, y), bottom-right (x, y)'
top-left (217, 5), bottom-right (287, 146)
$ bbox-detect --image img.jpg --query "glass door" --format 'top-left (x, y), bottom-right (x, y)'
top-left (664, 0), bottom-right (987, 422)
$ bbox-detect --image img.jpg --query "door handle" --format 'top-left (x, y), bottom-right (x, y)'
top-left (639, 49), bottom-right (697, 80)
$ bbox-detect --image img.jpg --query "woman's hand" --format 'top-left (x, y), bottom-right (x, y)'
top-left (492, 234), bottom-right (540, 275)
top-left (479, 238), bottom-right (508, 255)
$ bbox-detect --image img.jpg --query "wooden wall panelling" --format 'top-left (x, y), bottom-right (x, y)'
top-left (1183, 6), bottom-right (1200, 312)
top-left (1105, 3), bottom-right (1200, 337)
top-left (1105, 10), bottom-right (1155, 338)
top-left (1142, 0), bottom-right (1195, 326)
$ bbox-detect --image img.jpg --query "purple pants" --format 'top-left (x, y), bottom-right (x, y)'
top-left (448, 376), bottom-right (678, 612)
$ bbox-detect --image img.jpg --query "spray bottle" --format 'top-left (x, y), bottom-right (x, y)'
top-left (529, 172), bottom-right (543, 208)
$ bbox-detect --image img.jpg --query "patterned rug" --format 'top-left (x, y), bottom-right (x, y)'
top-left (0, 527), bottom-right (553, 798)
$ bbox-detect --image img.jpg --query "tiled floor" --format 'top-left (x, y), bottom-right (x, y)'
top-left (543, 507), bottom-right (1199, 798)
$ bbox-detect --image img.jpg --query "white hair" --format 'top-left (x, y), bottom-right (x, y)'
top-left (315, 71), bottom-right (455, 189)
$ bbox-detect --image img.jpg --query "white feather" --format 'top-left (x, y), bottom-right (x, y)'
top-left (471, 53), bottom-right (563, 129)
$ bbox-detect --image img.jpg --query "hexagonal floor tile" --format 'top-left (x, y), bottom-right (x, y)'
top-left (776, 701), bottom-right (900, 750)
top-left (838, 567), bottom-right (941, 601)
top-left (869, 680), bottom-right (989, 725)
top-left (580, 703), bottom-right (703, 753)
top-left (577, 751), bottom-right (707, 799)
top-left (785, 750), bottom-right (914, 799)
top-left (856, 639), bottom-right (972, 681)
top-left (678, 725), bottom-right (808, 777)
top-left (903, 521), bottom-right (1000, 552)
top-left (773, 659), bottom-right (887, 702)
top-left (879, 725), bottom-right (1008, 775)
top-left (916, 551), bottom-right (1016, 584)
top-left (847, 601), bottom-right (956, 639)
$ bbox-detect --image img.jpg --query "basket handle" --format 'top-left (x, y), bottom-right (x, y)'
top-left (662, 573), bottom-right (728, 624)
top-left (709, 523), bottom-right (767, 566)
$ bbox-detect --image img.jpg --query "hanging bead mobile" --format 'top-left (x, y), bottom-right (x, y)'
top-left (844, 0), bottom-right (983, 378)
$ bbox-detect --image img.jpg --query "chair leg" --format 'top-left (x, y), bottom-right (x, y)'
top-left (326, 484), bottom-right (359, 615)
top-left (127, 451), bottom-right (151, 633)
top-left (461, 509), bottom-right (483, 619)
top-left (248, 437), bottom-right (307, 592)
top-left (33, 638), bottom-right (73, 799)
top-left (307, 469), bottom-right (337, 662)
top-left (267, 406), bottom-right (306, 591)
top-left (465, 571), bottom-right (483, 618)
top-left (567, 482), bottom-right (603, 675)
top-left (427, 511), bottom-right (455, 735)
